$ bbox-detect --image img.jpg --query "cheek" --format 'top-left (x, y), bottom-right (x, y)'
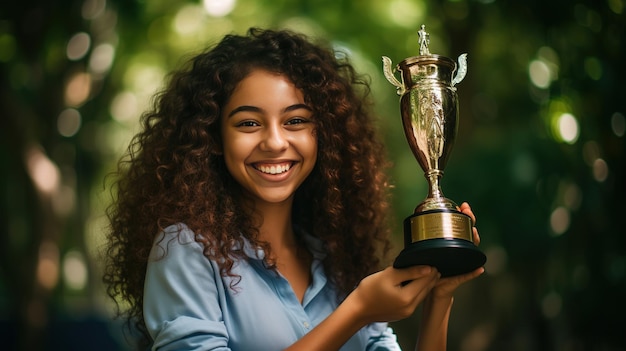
top-left (222, 129), bottom-right (248, 158)
top-left (222, 151), bottom-right (238, 180)
top-left (221, 137), bottom-right (246, 173)
top-left (311, 135), bottom-right (318, 157)
top-left (305, 133), bottom-right (318, 165)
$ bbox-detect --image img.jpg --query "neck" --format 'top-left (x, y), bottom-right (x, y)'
top-left (245, 196), bottom-right (297, 250)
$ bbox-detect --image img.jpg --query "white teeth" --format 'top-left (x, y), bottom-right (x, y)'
top-left (258, 163), bottom-right (291, 174)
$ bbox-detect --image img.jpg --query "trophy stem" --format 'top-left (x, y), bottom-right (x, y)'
top-left (416, 170), bottom-right (457, 213)
top-left (425, 170), bottom-right (444, 200)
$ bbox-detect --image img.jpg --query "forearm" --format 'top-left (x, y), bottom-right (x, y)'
top-left (283, 294), bottom-right (368, 351)
top-left (415, 295), bottom-right (453, 351)
top-left (283, 266), bottom-right (441, 351)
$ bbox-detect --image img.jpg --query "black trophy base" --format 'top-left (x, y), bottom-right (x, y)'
top-left (393, 238), bottom-right (486, 277)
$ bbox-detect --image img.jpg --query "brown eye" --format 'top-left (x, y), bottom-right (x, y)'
top-left (236, 120), bottom-right (260, 127)
top-left (286, 118), bottom-right (307, 125)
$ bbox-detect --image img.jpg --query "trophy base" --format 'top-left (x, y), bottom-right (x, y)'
top-left (393, 238), bottom-right (486, 277)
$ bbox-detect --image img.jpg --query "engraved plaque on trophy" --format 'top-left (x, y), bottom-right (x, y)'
top-left (382, 25), bottom-right (486, 277)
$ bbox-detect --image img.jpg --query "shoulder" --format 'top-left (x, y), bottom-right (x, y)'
top-left (149, 223), bottom-right (203, 261)
top-left (145, 223), bottom-right (223, 296)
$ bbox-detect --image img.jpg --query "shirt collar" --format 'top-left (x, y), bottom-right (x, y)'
top-left (240, 230), bottom-right (327, 261)
top-left (242, 237), bottom-right (266, 260)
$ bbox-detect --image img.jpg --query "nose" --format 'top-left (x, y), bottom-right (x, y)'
top-left (260, 124), bottom-right (289, 152)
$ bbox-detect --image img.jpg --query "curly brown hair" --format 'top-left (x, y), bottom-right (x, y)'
top-left (103, 27), bottom-right (393, 349)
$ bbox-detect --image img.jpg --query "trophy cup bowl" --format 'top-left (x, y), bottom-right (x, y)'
top-left (382, 25), bottom-right (486, 277)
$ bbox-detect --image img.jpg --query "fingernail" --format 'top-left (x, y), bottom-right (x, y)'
top-left (419, 266), bottom-right (432, 274)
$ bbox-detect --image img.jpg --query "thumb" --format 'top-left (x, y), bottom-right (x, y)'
top-left (394, 265), bottom-right (438, 287)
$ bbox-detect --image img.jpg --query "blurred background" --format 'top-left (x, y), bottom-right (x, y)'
top-left (1, 0), bottom-right (624, 350)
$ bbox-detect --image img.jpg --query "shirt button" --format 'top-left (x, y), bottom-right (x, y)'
top-left (303, 321), bottom-right (310, 329)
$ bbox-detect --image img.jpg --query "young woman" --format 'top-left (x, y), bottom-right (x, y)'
top-left (103, 27), bottom-right (483, 351)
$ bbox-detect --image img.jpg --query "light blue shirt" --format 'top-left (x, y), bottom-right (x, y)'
top-left (143, 224), bottom-right (401, 351)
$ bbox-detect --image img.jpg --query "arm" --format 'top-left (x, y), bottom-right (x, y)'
top-left (285, 265), bottom-right (440, 351)
top-left (415, 267), bottom-right (484, 351)
top-left (144, 225), bottom-right (230, 351)
top-left (415, 202), bottom-right (485, 351)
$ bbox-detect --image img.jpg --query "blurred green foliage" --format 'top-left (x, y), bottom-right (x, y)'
top-left (1, 0), bottom-right (624, 350)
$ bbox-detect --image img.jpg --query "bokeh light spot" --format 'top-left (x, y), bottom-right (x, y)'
top-left (124, 60), bottom-right (166, 97)
top-left (63, 250), bottom-right (88, 290)
top-left (0, 33), bottom-right (16, 62)
top-left (89, 43), bottom-right (115, 74)
top-left (608, 0), bottom-right (624, 14)
top-left (592, 158), bottom-right (609, 182)
top-left (556, 113), bottom-right (579, 144)
top-left (542, 291), bottom-right (562, 318)
top-left (460, 323), bottom-right (494, 351)
top-left (25, 145), bottom-right (60, 195)
top-left (550, 206), bottom-right (570, 236)
top-left (582, 141), bottom-right (601, 166)
top-left (611, 112), bottom-right (625, 137)
top-left (529, 60), bottom-right (551, 88)
top-left (52, 185), bottom-right (76, 217)
top-left (563, 182), bottom-right (582, 211)
top-left (37, 241), bottom-right (60, 290)
top-left (64, 72), bottom-right (92, 107)
top-left (537, 46), bottom-right (559, 67)
top-left (203, 0), bottom-right (236, 17)
top-left (584, 57), bottom-right (602, 80)
top-left (66, 32), bottom-right (91, 61)
top-left (529, 46), bottom-right (559, 89)
top-left (174, 4), bottom-right (205, 35)
top-left (387, 0), bottom-right (424, 28)
top-left (57, 108), bottom-right (82, 137)
top-left (82, 0), bottom-right (106, 19)
top-left (110, 91), bottom-right (139, 123)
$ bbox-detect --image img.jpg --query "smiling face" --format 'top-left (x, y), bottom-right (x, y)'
top-left (220, 69), bottom-right (317, 207)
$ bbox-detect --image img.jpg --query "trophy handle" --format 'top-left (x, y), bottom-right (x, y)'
top-left (382, 56), bottom-right (405, 96)
top-left (451, 53), bottom-right (467, 87)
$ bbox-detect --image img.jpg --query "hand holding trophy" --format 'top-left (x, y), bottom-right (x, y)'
top-left (382, 25), bottom-right (486, 277)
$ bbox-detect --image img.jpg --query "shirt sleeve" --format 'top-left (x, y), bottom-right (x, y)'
top-left (143, 224), bottom-right (230, 351)
top-left (364, 322), bottom-right (403, 351)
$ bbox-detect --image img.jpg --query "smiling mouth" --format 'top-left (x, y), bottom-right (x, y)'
top-left (253, 162), bottom-right (293, 175)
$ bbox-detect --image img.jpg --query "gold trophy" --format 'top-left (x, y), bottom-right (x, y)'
top-left (382, 25), bottom-right (486, 277)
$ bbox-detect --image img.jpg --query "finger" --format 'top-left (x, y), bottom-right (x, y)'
top-left (459, 203), bottom-right (476, 224)
top-left (450, 267), bottom-right (484, 284)
top-left (461, 207), bottom-right (476, 225)
top-left (400, 268), bottom-right (440, 292)
top-left (458, 202), bottom-right (471, 212)
top-left (453, 267), bottom-right (485, 285)
top-left (410, 276), bottom-right (440, 305)
top-left (434, 267), bottom-right (484, 296)
top-left (392, 265), bottom-right (436, 285)
top-left (473, 227), bottom-right (480, 245)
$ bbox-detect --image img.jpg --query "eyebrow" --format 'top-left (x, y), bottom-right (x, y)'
top-left (227, 103), bottom-right (312, 118)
